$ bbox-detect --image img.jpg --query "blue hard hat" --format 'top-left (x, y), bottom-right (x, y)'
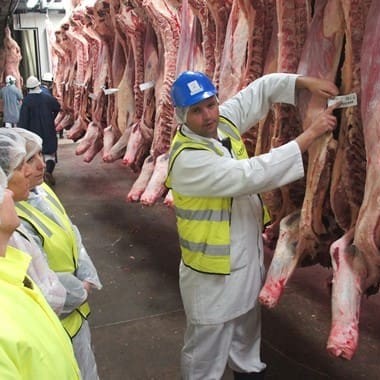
top-left (171, 71), bottom-right (217, 107)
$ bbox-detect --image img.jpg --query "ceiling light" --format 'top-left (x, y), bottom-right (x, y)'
top-left (26, 0), bottom-right (39, 8)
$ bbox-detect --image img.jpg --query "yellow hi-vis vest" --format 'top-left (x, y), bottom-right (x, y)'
top-left (166, 116), bottom-right (249, 274)
top-left (0, 246), bottom-right (81, 379)
top-left (15, 183), bottom-right (90, 338)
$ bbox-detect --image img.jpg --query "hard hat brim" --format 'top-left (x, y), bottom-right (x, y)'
top-left (176, 91), bottom-right (217, 108)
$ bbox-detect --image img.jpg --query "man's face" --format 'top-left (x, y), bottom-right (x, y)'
top-left (186, 96), bottom-right (219, 139)
top-left (8, 160), bottom-right (32, 201)
top-left (27, 152), bottom-right (45, 189)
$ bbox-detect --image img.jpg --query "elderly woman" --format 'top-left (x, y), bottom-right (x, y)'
top-left (4, 128), bottom-right (102, 380)
top-left (0, 165), bottom-right (81, 378)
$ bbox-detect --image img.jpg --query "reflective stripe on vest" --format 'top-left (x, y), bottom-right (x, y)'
top-left (166, 117), bottom-right (248, 274)
top-left (15, 188), bottom-right (78, 272)
top-left (61, 302), bottom-right (91, 339)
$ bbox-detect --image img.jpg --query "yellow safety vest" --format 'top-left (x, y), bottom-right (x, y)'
top-left (15, 183), bottom-right (90, 338)
top-left (0, 246), bottom-right (81, 379)
top-left (166, 116), bottom-right (249, 274)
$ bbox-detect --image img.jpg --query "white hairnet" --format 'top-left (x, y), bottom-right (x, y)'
top-left (0, 129), bottom-right (27, 179)
top-left (12, 128), bottom-right (43, 161)
top-left (175, 106), bottom-right (189, 124)
top-left (0, 166), bottom-right (7, 205)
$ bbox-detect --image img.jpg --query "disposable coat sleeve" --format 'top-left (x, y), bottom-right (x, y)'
top-left (56, 272), bottom-right (88, 315)
top-left (72, 224), bottom-right (102, 290)
top-left (220, 73), bottom-right (299, 134)
top-left (8, 229), bottom-right (67, 315)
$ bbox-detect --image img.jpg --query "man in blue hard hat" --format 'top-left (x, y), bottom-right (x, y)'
top-left (166, 71), bottom-right (339, 379)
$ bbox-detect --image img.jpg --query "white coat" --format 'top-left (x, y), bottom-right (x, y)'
top-left (170, 73), bottom-right (304, 326)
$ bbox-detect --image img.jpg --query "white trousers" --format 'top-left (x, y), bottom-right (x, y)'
top-left (181, 305), bottom-right (266, 380)
top-left (72, 320), bottom-right (99, 380)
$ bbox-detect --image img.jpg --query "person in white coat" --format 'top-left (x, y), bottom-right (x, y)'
top-left (166, 71), bottom-right (339, 380)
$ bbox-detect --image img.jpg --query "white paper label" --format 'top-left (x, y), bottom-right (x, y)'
top-left (187, 80), bottom-right (203, 95)
top-left (139, 80), bottom-right (155, 91)
top-left (103, 88), bottom-right (119, 95)
top-left (327, 93), bottom-right (357, 109)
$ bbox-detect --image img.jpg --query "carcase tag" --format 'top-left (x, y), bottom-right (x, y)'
top-left (327, 93), bottom-right (357, 108)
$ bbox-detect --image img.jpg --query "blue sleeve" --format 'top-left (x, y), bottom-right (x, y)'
top-left (18, 101), bottom-right (29, 129)
top-left (50, 96), bottom-right (61, 116)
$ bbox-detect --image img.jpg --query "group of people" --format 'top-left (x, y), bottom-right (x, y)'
top-left (0, 73), bottom-right (60, 186)
top-left (0, 126), bottom-right (102, 378)
top-left (0, 67), bottom-right (339, 379)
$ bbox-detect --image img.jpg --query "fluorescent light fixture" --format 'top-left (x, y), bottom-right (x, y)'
top-left (26, 0), bottom-right (39, 8)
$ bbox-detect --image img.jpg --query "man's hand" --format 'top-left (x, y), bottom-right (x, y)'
top-left (83, 280), bottom-right (92, 294)
top-left (295, 103), bottom-right (339, 153)
top-left (296, 76), bottom-right (339, 98)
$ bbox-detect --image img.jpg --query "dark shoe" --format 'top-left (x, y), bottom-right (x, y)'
top-left (233, 369), bottom-right (266, 379)
top-left (44, 172), bottom-right (56, 186)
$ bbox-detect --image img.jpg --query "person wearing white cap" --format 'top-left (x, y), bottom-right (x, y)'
top-left (0, 74), bottom-right (23, 128)
top-left (41, 72), bottom-right (54, 96)
top-left (9, 127), bottom-right (102, 380)
top-left (0, 162), bottom-right (81, 379)
top-left (19, 75), bottom-right (61, 186)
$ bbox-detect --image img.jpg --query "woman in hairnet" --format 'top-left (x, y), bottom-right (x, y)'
top-left (4, 127), bottom-right (102, 380)
top-left (0, 129), bottom-right (67, 314)
top-left (0, 165), bottom-right (81, 379)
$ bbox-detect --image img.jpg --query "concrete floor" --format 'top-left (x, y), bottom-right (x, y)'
top-left (54, 140), bottom-right (380, 380)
